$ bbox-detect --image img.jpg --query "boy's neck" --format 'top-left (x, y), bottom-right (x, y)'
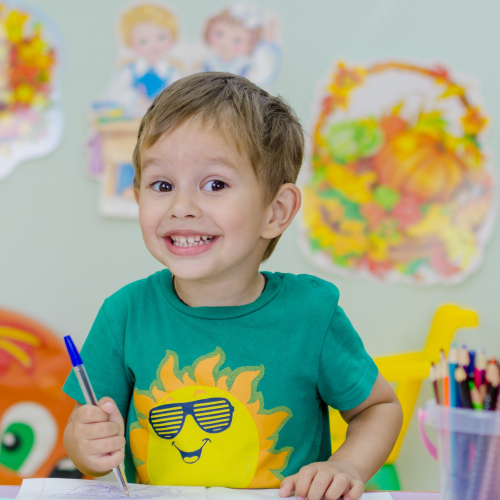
top-left (172, 270), bottom-right (266, 308)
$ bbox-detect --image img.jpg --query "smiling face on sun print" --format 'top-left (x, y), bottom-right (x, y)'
top-left (147, 385), bottom-right (259, 486)
top-left (131, 350), bottom-right (292, 488)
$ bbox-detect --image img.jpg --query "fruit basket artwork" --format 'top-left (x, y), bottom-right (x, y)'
top-left (301, 61), bottom-right (495, 285)
top-left (0, 3), bottom-right (62, 180)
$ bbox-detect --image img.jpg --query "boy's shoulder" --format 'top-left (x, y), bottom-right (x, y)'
top-left (272, 271), bottom-right (340, 307)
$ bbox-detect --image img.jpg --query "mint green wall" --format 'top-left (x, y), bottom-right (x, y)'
top-left (2, 0), bottom-right (500, 491)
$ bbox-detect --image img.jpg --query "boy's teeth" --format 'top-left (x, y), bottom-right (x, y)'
top-left (171, 235), bottom-right (215, 247)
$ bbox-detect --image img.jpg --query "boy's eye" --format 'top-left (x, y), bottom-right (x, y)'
top-left (202, 180), bottom-right (227, 192)
top-left (152, 181), bottom-right (173, 192)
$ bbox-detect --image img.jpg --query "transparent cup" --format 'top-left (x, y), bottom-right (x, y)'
top-left (418, 400), bottom-right (500, 500)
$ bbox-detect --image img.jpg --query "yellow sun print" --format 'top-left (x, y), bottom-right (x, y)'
top-left (130, 348), bottom-right (293, 488)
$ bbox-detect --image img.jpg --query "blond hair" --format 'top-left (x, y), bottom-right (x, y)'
top-left (120, 4), bottom-right (178, 46)
top-left (133, 72), bottom-right (304, 262)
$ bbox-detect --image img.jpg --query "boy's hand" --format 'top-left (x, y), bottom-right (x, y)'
top-left (70, 397), bottom-right (125, 474)
top-left (279, 460), bottom-right (364, 500)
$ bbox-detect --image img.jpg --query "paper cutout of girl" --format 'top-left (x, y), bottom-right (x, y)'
top-left (201, 1), bottom-right (283, 89)
top-left (95, 4), bottom-right (182, 120)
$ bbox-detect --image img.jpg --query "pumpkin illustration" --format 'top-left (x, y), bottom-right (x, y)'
top-left (0, 307), bottom-right (82, 484)
top-left (374, 131), bottom-right (466, 202)
top-left (303, 61), bottom-right (494, 285)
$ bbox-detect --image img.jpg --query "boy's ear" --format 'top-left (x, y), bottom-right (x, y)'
top-left (261, 183), bottom-right (301, 240)
top-left (134, 188), bottom-right (140, 204)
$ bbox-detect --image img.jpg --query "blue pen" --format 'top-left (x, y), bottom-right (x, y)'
top-left (64, 335), bottom-right (130, 497)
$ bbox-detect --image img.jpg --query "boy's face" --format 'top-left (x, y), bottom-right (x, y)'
top-left (136, 120), bottom-right (271, 282)
top-left (207, 20), bottom-right (253, 61)
top-left (131, 22), bottom-right (173, 64)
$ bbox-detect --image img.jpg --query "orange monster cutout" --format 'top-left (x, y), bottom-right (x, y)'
top-left (0, 307), bottom-right (82, 484)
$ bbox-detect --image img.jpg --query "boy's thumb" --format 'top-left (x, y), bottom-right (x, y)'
top-left (99, 397), bottom-right (124, 434)
top-left (99, 397), bottom-right (117, 416)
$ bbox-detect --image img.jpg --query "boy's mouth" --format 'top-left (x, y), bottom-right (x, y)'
top-left (169, 234), bottom-right (215, 248)
top-left (164, 234), bottom-right (219, 256)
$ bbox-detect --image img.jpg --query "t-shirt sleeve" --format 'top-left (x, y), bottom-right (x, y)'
top-left (62, 303), bottom-right (133, 418)
top-left (317, 305), bottom-right (378, 412)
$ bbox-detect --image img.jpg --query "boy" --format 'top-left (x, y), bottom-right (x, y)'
top-left (63, 73), bottom-right (402, 500)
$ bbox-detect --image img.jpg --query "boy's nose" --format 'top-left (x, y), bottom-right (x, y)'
top-left (168, 190), bottom-right (202, 219)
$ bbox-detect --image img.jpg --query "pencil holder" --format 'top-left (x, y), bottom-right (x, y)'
top-left (418, 400), bottom-right (500, 500)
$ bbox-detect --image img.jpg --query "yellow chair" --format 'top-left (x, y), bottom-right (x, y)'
top-left (329, 304), bottom-right (478, 465)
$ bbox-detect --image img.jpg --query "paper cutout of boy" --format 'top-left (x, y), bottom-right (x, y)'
top-left (202, 1), bottom-right (283, 89)
top-left (96, 4), bottom-right (182, 119)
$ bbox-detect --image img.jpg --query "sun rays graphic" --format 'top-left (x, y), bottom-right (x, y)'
top-left (131, 348), bottom-right (293, 488)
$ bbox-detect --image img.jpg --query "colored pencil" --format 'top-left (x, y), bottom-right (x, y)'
top-left (469, 380), bottom-right (484, 410)
top-left (451, 356), bottom-right (471, 500)
top-left (440, 350), bottom-right (450, 407)
top-left (437, 361), bottom-right (445, 406)
top-left (478, 361), bottom-right (500, 500)
top-left (468, 350), bottom-right (476, 380)
top-left (484, 359), bottom-right (500, 411)
top-left (459, 345), bottom-right (470, 371)
top-left (430, 362), bottom-right (440, 404)
top-left (455, 365), bottom-right (473, 409)
top-left (474, 350), bottom-right (487, 388)
top-left (449, 343), bottom-right (459, 408)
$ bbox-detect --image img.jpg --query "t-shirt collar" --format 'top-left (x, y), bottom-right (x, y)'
top-left (158, 269), bottom-right (282, 319)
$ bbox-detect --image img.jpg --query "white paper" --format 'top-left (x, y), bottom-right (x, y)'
top-left (363, 493), bottom-right (394, 500)
top-left (207, 488), bottom-right (288, 500)
top-left (16, 478), bottom-right (391, 500)
top-left (16, 478), bottom-right (207, 500)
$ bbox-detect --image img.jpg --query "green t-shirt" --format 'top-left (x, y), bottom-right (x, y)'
top-left (63, 270), bottom-right (377, 488)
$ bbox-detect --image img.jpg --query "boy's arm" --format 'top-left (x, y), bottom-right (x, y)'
top-left (280, 374), bottom-right (402, 500)
top-left (333, 372), bottom-right (402, 480)
top-left (64, 399), bottom-right (127, 478)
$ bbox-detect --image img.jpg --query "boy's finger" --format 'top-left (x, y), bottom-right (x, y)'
top-left (279, 474), bottom-right (297, 497)
top-left (324, 473), bottom-right (351, 500)
top-left (306, 470), bottom-right (334, 500)
top-left (74, 404), bottom-right (110, 424)
top-left (294, 465), bottom-right (317, 500)
top-left (86, 435), bottom-right (126, 456)
top-left (80, 421), bottom-right (122, 440)
top-left (92, 449), bottom-right (124, 472)
top-left (344, 479), bottom-right (365, 500)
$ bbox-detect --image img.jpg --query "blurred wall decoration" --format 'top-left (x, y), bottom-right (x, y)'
top-left (0, 308), bottom-right (82, 484)
top-left (198, 1), bottom-right (283, 89)
top-left (0, 2), bottom-right (62, 180)
top-left (87, 0), bottom-right (283, 219)
top-left (301, 61), bottom-right (495, 285)
top-left (88, 2), bottom-right (183, 218)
